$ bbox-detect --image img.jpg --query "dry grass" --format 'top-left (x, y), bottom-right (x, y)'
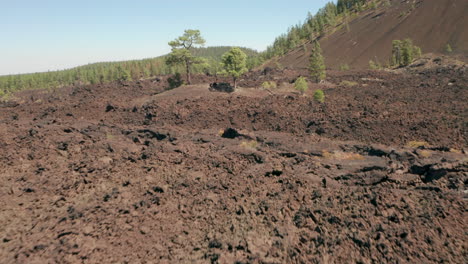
top-left (419, 150), bottom-right (432, 158)
top-left (261, 81), bottom-right (277, 90)
top-left (240, 140), bottom-right (258, 150)
top-left (321, 150), bottom-right (365, 160)
top-left (340, 80), bottom-right (359, 87)
top-left (407, 141), bottom-right (429, 148)
top-left (449, 148), bottom-right (462, 154)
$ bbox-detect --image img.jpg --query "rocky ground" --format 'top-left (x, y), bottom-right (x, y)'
top-left (0, 65), bottom-right (467, 263)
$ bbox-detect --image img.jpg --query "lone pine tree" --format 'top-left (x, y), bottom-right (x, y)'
top-left (309, 41), bottom-right (326, 83)
top-left (221, 47), bottom-right (248, 88)
top-left (166, 29), bottom-right (206, 84)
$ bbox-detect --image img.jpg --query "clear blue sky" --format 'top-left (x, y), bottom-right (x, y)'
top-left (1, 0), bottom-right (331, 75)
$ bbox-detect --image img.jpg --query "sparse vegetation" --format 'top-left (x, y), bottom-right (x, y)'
top-left (274, 61), bottom-right (284, 70)
top-left (320, 150), bottom-right (365, 160)
top-left (418, 150), bottom-right (432, 158)
top-left (339, 64), bottom-right (350, 70)
top-left (221, 47), bottom-right (248, 88)
top-left (369, 59), bottom-right (382, 70)
top-left (264, 0), bottom-right (373, 60)
top-left (313, 89), bottom-right (325, 103)
top-left (240, 140), bottom-right (258, 150)
top-left (294, 77), bottom-right (308, 94)
top-left (309, 41), bottom-right (326, 83)
top-left (391, 39), bottom-right (422, 67)
top-left (261, 81), bottom-right (277, 89)
top-left (0, 90), bottom-right (10, 102)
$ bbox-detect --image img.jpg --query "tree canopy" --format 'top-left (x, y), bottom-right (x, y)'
top-left (166, 29), bottom-right (206, 84)
top-left (221, 47), bottom-right (248, 88)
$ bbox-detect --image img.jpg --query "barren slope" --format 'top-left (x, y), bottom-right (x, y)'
top-left (273, 0), bottom-right (468, 70)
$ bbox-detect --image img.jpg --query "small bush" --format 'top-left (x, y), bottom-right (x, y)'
top-left (240, 140), bottom-right (258, 150)
top-left (167, 72), bottom-right (184, 89)
top-left (274, 61), bottom-right (283, 70)
top-left (369, 60), bottom-right (381, 70)
top-left (445, 44), bottom-right (453, 53)
top-left (0, 90), bottom-right (10, 101)
top-left (339, 64), bottom-right (350, 71)
top-left (261, 81), bottom-right (277, 89)
top-left (313, 89), bottom-right (325, 103)
top-left (294, 77), bottom-right (308, 93)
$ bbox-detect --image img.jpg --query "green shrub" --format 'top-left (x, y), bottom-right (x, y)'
top-left (339, 64), bottom-right (350, 71)
top-left (274, 61), bottom-right (283, 70)
top-left (313, 89), bottom-right (325, 103)
top-left (261, 81), bottom-right (277, 89)
top-left (0, 90), bottom-right (11, 101)
top-left (446, 44), bottom-right (453, 53)
top-left (294, 77), bottom-right (308, 93)
top-left (369, 60), bottom-right (382, 70)
top-left (167, 72), bottom-right (184, 89)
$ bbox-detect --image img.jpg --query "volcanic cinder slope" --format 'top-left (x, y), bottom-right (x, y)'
top-left (273, 0), bottom-right (468, 70)
top-left (0, 59), bottom-right (467, 263)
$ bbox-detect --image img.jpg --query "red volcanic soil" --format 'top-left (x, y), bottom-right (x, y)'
top-left (0, 63), bottom-right (467, 263)
top-left (272, 0), bottom-right (468, 70)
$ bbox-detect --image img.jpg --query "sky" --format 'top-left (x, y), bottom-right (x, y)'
top-left (0, 0), bottom-right (331, 75)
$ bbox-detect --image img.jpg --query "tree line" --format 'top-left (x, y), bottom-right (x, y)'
top-left (0, 46), bottom-right (260, 96)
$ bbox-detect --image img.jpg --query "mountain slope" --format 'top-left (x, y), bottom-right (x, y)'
top-left (273, 0), bottom-right (468, 70)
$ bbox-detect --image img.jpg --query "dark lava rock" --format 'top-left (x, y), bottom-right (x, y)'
top-left (105, 104), bottom-right (115, 112)
top-left (209, 82), bottom-right (235, 93)
top-left (221, 128), bottom-right (241, 139)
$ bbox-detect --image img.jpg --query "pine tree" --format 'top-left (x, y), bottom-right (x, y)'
top-left (221, 47), bottom-right (248, 88)
top-left (166, 29), bottom-right (205, 84)
top-left (294, 77), bottom-right (308, 94)
top-left (313, 89), bottom-right (325, 103)
top-left (309, 41), bottom-right (326, 83)
top-left (391, 39), bottom-right (421, 67)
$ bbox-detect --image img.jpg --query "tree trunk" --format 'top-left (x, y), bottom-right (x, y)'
top-left (185, 62), bottom-right (191, 85)
top-left (233, 77), bottom-right (237, 89)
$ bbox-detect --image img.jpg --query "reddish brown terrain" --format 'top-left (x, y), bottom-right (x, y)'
top-left (0, 58), bottom-right (467, 263)
top-left (272, 0), bottom-right (468, 70)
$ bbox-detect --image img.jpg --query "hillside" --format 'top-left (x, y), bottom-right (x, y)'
top-left (270, 0), bottom-right (468, 70)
